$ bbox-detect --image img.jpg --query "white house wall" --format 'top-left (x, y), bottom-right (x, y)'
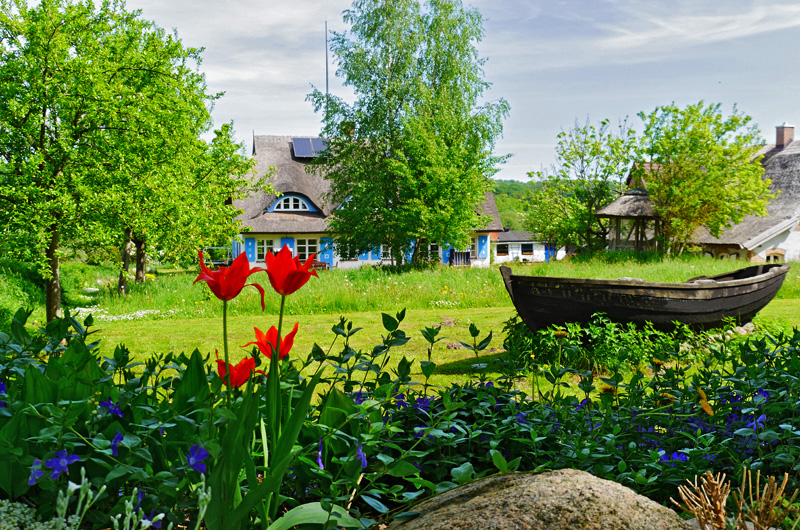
top-left (750, 227), bottom-right (800, 261)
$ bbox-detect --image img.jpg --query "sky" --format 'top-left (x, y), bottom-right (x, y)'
top-left (124, 0), bottom-right (800, 181)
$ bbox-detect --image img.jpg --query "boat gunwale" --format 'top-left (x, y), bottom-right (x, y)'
top-left (502, 263), bottom-right (791, 292)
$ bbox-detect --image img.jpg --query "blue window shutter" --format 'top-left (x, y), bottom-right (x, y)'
top-left (359, 250), bottom-right (369, 260)
top-left (442, 246), bottom-right (450, 264)
top-left (478, 236), bottom-right (488, 259)
top-left (231, 240), bottom-right (242, 259)
top-left (320, 237), bottom-right (334, 266)
top-left (281, 237), bottom-right (295, 253)
top-left (244, 237), bottom-right (256, 262)
top-left (372, 246), bottom-right (381, 260)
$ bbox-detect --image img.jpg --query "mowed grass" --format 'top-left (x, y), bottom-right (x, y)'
top-left (70, 254), bottom-right (800, 386)
top-left (94, 306), bottom-right (517, 388)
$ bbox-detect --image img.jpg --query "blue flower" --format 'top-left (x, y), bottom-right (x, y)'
top-left (28, 458), bottom-right (44, 486)
top-left (747, 414), bottom-right (766, 431)
top-left (659, 451), bottom-right (689, 467)
top-left (186, 445), bottom-right (209, 474)
top-left (394, 393), bottom-right (408, 409)
top-left (317, 438), bottom-right (324, 471)
top-left (352, 391), bottom-right (366, 405)
top-left (413, 397), bottom-right (431, 413)
top-left (145, 510), bottom-right (162, 529)
top-left (100, 399), bottom-right (123, 418)
top-left (111, 430), bottom-right (124, 457)
top-left (0, 379), bottom-right (6, 407)
top-left (356, 444), bottom-right (367, 469)
top-left (575, 398), bottom-right (591, 410)
top-left (515, 412), bottom-right (528, 424)
top-left (45, 450), bottom-right (80, 479)
top-left (755, 389), bottom-right (771, 400)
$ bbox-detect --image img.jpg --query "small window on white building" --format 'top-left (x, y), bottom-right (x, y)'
top-left (470, 237), bottom-right (478, 257)
top-left (521, 244), bottom-right (534, 256)
top-left (381, 244), bottom-right (393, 260)
top-left (297, 238), bottom-right (318, 261)
top-left (256, 239), bottom-right (274, 262)
top-left (496, 244), bottom-right (509, 256)
top-left (273, 196), bottom-right (310, 212)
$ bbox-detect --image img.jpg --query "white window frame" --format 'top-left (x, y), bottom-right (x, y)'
top-left (381, 244), bottom-right (393, 260)
top-left (470, 237), bottom-right (478, 258)
top-left (273, 196), bottom-right (310, 212)
top-left (297, 238), bottom-right (318, 261)
top-left (256, 239), bottom-right (274, 262)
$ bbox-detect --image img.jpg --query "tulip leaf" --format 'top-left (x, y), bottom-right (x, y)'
top-left (266, 502), bottom-right (363, 530)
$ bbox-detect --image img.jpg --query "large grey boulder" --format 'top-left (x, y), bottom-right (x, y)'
top-left (385, 469), bottom-right (693, 530)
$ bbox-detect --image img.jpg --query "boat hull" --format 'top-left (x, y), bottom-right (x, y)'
top-left (500, 263), bottom-right (791, 332)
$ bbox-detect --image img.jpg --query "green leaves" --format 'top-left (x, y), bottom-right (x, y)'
top-left (309, 0), bottom-right (507, 264)
top-left (638, 101), bottom-right (772, 254)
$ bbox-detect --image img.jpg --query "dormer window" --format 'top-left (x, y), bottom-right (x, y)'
top-left (268, 194), bottom-right (317, 213)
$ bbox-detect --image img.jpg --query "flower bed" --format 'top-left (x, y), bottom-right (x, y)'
top-left (3, 248), bottom-right (800, 528)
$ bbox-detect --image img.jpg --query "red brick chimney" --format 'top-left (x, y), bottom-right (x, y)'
top-left (776, 122), bottom-right (794, 148)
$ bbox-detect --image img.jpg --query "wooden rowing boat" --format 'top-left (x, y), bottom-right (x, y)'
top-left (500, 263), bottom-right (791, 331)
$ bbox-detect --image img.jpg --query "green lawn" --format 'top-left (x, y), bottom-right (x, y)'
top-left (93, 306), bottom-right (518, 387)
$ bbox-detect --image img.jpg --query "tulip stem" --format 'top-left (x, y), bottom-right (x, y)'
top-left (223, 300), bottom-right (232, 403)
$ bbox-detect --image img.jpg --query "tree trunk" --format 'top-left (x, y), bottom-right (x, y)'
top-left (117, 228), bottom-right (132, 295)
top-left (45, 225), bottom-right (62, 322)
top-left (133, 235), bottom-right (146, 283)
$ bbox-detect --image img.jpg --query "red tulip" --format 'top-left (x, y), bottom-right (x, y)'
top-left (264, 246), bottom-right (318, 296)
top-left (215, 354), bottom-right (257, 388)
top-left (194, 251), bottom-right (267, 310)
top-left (244, 322), bottom-right (299, 360)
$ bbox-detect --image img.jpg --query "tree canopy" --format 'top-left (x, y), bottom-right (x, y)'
top-left (307, 0), bottom-right (508, 264)
top-left (0, 0), bottom-right (258, 320)
top-left (527, 103), bottom-right (774, 256)
top-left (637, 101), bottom-right (774, 254)
top-left (526, 119), bottom-right (637, 251)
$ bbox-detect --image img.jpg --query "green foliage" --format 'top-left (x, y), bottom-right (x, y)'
top-left (492, 179), bottom-right (541, 231)
top-left (527, 118), bottom-right (637, 251)
top-left (637, 101), bottom-right (774, 254)
top-left (0, 0), bottom-right (259, 319)
top-left (308, 0), bottom-right (508, 264)
top-left (502, 312), bottom-right (705, 373)
top-left (0, 260), bottom-right (43, 331)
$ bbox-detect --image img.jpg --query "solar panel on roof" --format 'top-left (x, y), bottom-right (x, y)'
top-left (311, 137), bottom-right (327, 156)
top-left (292, 137), bottom-right (314, 158)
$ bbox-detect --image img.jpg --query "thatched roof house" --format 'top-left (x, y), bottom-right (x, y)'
top-left (691, 123), bottom-right (800, 262)
top-left (232, 135), bottom-right (503, 268)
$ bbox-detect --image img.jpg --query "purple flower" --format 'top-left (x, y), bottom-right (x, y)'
top-left (352, 391), bottom-right (366, 405)
top-left (317, 438), bottom-right (324, 470)
top-left (186, 445), bottom-right (209, 474)
top-left (135, 490), bottom-right (145, 512)
top-left (515, 412), bottom-right (528, 424)
top-left (356, 444), bottom-right (367, 469)
top-left (145, 510), bottom-right (162, 529)
top-left (394, 393), bottom-right (408, 409)
top-left (575, 398), bottom-right (591, 410)
top-left (28, 458), bottom-right (44, 486)
top-left (747, 414), bottom-right (766, 431)
top-left (413, 397), bottom-right (431, 414)
top-left (659, 451), bottom-right (689, 467)
top-left (0, 379), bottom-right (6, 408)
top-left (100, 399), bottom-right (123, 418)
top-left (483, 382), bottom-right (494, 388)
top-left (45, 450), bottom-right (80, 479)
top-left (755, 389), bottom-right (771, 400)
top-left (111, 430), bottom-right (124, 457)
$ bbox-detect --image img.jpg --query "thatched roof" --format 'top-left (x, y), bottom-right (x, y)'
top-left (595, 188), bottom-right (658, 219)
top-left (234, 134), bottom-right (502, 235)
top-left (692, 140), bottom-right (800, 248)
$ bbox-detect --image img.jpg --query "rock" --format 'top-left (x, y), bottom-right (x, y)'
top-left (438, 317), bottom-right (456, 328)
top-left (446, 342), bottom-right (464, 350)
top-left (385, 469), bottom-right (693, 530)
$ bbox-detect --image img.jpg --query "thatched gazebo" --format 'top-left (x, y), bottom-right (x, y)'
top-left (595, 188), bottom-right (661, 252)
